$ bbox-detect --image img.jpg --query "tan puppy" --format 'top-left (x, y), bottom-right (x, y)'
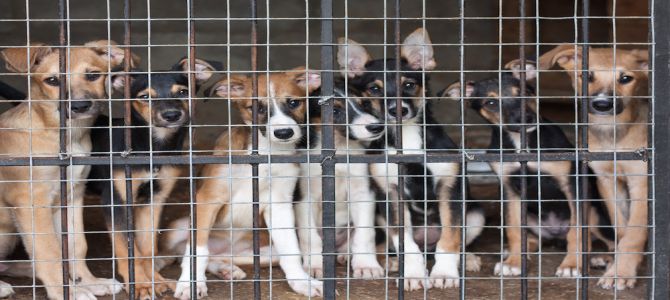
top-left (174, 68), bottom-right (323, 299)
top-left (0, 41), bottom-right (134, 299)
top-left (540, 45), bottom-right (649, 290)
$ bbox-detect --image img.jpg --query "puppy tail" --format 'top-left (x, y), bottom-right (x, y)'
top-left (464, 208), bottom-right (485, 246)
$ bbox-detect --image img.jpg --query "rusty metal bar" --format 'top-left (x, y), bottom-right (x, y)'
top-left (518, 0), bottom-right (529, 298)
top-left (393, 1), bottom-right (405, 298)
top-left (579, 1), bottom-right (591, 299)
top-left (249, 0), bottom-right (261, 298)
top-left (57, 0), bottom-right (70, 298)
top-left (187, 0), bottom-right (199, 298)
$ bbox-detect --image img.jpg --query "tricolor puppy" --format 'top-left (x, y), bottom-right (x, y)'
top-left (338, 28), bottom-right (485, 291)
top-left (0, 40), bottom-right (132, 300)
top-left (174, 68), bottom-right (323, 299)
top-left (539, 45), bottom-right (649, 290)
top-left (442, 60), bottom-right (614, 279)
top-left (295, 79), bottom-right (386, 279)
top-left (86, 57), bottom-right (218, 299)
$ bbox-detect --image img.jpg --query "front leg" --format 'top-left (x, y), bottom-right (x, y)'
top-left (264, 191), bottom-right (323, 297)
top-left (294, 194), bottom-right (324, 278)
top-left (495, 190), bottom-right (523, 276)
top-left (389, 205), bottom-right (430, 291)
top-left (430, 199), bottom-right (461, 289)
top-left (556, 200), bottom-right (590, 278)
top-left (349, 182), bottom-right (383, 279)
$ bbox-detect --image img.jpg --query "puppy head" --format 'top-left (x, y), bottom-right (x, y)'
top-left (112, 58), bottom-right (219, 129)
top-left (0, 40), bottom-right (137, 119)
top-left (210, 67), bottom-right (321, 144)
top-left (331, 84), bottom-right (385, 141)
top-left (337, 28), bottom-right (435, 123)
top-left (539, 44), bottom-right (649, 118)
top-left (442, 61), bottom-right (538, 133)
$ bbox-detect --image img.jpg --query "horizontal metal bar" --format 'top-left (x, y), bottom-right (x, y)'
top-left (0, 151), bottom-right (646, 167)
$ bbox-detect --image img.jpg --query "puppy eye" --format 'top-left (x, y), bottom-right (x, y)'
top-left (85, 72), bottom-right (101, 81)
top-left (44, 76), bottom-right (60, 86)
top-left (138, 94), bottom-right (150, 100)
top-left (619, 74), bottom-right (634, 84)
top-left (178, 89), bottom-right (189, 96)
top-left (403, 81), bottom-right (416, 90)
top-left (287, 99), bottom-right (301, 109)
top-left (367, 85), bottom-right (381, 94)
top-left (485, 99), bottom-right (497, 106)
top-left (333, 108), bottom-right (342, 117)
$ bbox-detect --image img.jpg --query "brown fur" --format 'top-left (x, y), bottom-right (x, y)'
top-left (540, 45), bottom-right (649, 289)
top-left (0, 40), bottom-right (134, 299)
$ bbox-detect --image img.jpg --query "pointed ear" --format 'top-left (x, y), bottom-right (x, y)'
top-left (337, 38), bottom-right (371, 78)
top-left (290, 67), bottom-right (321, 93)
top-left (401, 28), bottom-right (436, 71)
top-left (0, 43), bottom-right (53, 73)
top-left (176, 58), bottom-right (220, 84)
top-left (538, 44), bottom-right (582, 71)
top-left (505, 59), bottom-right (538, 81)
top-left (440, 80), bottom-right (474, 99)
top-left (208, 76), bottom-right (248, 98)
top-left (84, 40), bottom-right (140, 68)
top-left (628, 49), bottom-right (649, 73)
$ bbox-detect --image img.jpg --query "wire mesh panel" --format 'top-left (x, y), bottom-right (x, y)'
top-left (0, 0), bottom-right (665, 299)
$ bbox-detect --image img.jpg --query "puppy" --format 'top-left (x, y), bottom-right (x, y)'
top-left (337, 28), bottom-right (485, 291)
top-left (173, 68), bottom-right (323, 299)
top-left (539, 45), bottom-right (649, 290)
top-left (442, 60), bottom-right (615, 278)
top-left (86, 58), bottom-right (218, 299)
top-left (0, 40), bottom-right (132, 300)
top-left (295, 79), bottom-right (386, 279)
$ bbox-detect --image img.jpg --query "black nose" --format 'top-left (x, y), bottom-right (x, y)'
top-left (70, 101), bottom-right (92, 113)
top-left (273, 128), bottom-right (294, 140)
top-left (388, 106), bottom-right (409, 117)
top-left (161, 110), bottom-right (183, 122)
top-left (366, 123), bottom-right (384, 134)
top-left (590, 99), bottom-right (614, 112)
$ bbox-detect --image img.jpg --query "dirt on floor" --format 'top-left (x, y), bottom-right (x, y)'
top-left (0, 183), bottom-right (649, 299)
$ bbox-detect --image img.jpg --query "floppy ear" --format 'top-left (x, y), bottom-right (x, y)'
top-left (337, 38), bottom-right (371, 78)
top-left (84, 40), bottom-right (140, 68)
top-left (291, 67), bottom-right (321, 93)
top-left (538, 44), bottom-right (582, 71)
top-left (505, 59), bottom-right (538, 81)
top-left (628, 49), bottom-right (649, 73)
top-left (208, 76), bottom-right (248, 98)
top-left (176, 58), bottom-right (220, 84)
top-left (440, 81), bottom-right (475, 100)
top-left (109, 72), bottom-right (140, 93)
top-left (401, 28), bottom-right (436, 71)
top-left (0, 43), bottom-right (53, 73)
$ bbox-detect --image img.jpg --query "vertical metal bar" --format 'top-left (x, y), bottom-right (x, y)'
top-left (122, 0), bottom-right (136, 298)
top-left (320, 0), bottom-right (337, 298)
top-left (579, 1), bottom-right (590, 299)
top-left (249, 0), bottom-right (261, 298)
top-left (57, 0), bottom-right (70, 299)
top-left (187, 0), bottom-right (199, 298)
top-left (652, 0), bottom-right (670, 297)
top-left (518, 0), bottom-right (528, 298)
top-left (393, 1), bottom-right (404, 299)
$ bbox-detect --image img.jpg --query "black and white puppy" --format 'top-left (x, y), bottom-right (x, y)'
top-left (442, 60), bottom-right (614, 278)
top-left (295, 79), bottom-right (386, 279)
top-left (337, 28), bottom-right (485, 291)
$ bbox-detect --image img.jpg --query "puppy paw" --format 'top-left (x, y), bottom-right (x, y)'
top-left (352, 255), bottom-right (384, 279)
top-left (288, 278), bottom-right (323, 297)
top-left (493, 262), bottom-right (521, 276)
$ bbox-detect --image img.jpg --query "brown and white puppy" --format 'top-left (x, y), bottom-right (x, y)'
top-left (539, 45), bottom-right (649, 290)
top-left (173, 68), bottom-right (323, 299)
top-left (0, 41), bottom-right (133, 300)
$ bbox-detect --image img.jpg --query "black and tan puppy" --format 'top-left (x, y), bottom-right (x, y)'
top-left (443, 60), bottom-right (614, 278)
top-left (87, 58), bottom-right (218, 299)
top-left (338, 28), bottom-right (484, 291)
top-left (0, 40), bottom-right (132, 300)
top-left (539, 45), bottom-right (649, 290)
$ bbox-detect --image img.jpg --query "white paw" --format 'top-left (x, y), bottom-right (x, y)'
top-left (352, 255), bottom-right (384, 279)
top-left (288, 278), bottom-right (323, 297)
top-left (208, 261), bottom-right (247, 280)
top-left (174, 280), bottom-right (208, 300)
top-left (402, 264), bottom-right (431, 291)
top-left (555, 266), bottom-right (580, 277)
top-left (597, 267), bottom-right (637, 290)
top-left (337, 254), bottom-right (348, 265)
top-left (494, 262), bottom-right (521, 276)
top-left (78, 277), bottom-right (122, 296)
top-left (465, 254), bottom-right (482, 272)
top-left (590, 256), bottom-right (611, 269)
top-left (0, 281), bottom-right (13, 298)
top-left (430, 266), bottom-right (459, 289)
top-left (71, 288), bottom-right (97, 300)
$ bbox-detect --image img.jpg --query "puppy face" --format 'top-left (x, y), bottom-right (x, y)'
top-left (539, 45), bottom-right (649, 117)
top-left (113, 58), bottom-right (217, 128)
top-left (210, 68), bottom-right (321, 144)
top-left (0, 40), bottom-right (134, 119)
top-left (337, 28), bottom-right (435, 123)
top-left (332, 85), bottom-right (385, 141)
